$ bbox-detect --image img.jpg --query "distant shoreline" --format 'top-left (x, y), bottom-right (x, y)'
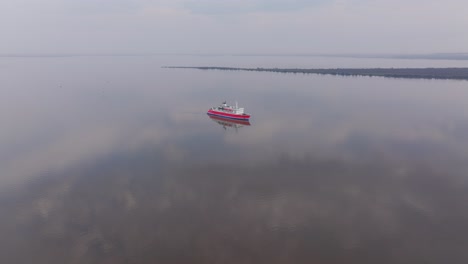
top-left (164, 66), bottom-right (468, 81)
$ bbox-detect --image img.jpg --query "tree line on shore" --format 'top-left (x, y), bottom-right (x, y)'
top-left (164, 66), bottom-right (468, 80)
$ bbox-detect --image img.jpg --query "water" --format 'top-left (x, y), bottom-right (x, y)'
top-left (1, 55), bottom-right (468, 263)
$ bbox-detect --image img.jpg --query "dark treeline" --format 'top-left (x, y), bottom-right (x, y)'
top-left (164, 66), bottom-right (468, 80)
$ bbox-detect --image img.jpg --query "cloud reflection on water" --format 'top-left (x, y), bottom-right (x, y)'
top-left (2, 142), bottom-right (467, 263)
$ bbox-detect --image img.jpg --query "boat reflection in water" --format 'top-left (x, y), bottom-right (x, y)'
top-left (208, 115), bottom-right (251, 130)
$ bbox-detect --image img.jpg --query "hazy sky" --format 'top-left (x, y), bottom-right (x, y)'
top-left (1, 0), bottom-right (467, 54)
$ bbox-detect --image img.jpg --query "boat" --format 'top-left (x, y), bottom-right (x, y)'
top-left (207, 101), bottom-right (251, 120)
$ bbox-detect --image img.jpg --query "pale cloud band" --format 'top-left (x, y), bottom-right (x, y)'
top-left (0, 0), bottom-right (467, 54)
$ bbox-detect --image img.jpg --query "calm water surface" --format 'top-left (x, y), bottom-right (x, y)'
top-left (1, 55), bottom-right (468, 263)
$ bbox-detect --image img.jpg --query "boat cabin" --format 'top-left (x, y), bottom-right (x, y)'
top-left (212, 102), bottom-right (245, 114)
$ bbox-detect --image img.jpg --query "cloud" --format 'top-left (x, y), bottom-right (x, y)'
top-left (182, 0), bottom-right (326, 15)
top-left (1, 0), bottom-right (468, 58)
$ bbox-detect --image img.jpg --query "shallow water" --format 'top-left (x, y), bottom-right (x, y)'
top-left (1, 55), bottom-right (468, 263)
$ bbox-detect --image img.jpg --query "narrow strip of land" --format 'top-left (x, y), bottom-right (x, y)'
top-left (164, 66), bottom-right (468, 80)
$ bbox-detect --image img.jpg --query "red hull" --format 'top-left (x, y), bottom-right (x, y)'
top-left (209, 115), bottom-right (251, 126)
top-left (207, 109), bottom-right (251, 120)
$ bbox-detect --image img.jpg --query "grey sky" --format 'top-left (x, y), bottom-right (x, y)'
top-left (1, 0), bottom-right (467, 54)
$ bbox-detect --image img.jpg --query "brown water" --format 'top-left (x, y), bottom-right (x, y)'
top-left (1, 55), bottom-right (468, 263)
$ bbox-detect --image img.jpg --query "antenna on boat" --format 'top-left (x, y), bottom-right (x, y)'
top-left (236, 101), bottom-right (238, 109)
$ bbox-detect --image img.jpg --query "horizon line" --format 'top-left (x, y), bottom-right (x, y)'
top-left (1, 52), bottom-right (468, 60)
